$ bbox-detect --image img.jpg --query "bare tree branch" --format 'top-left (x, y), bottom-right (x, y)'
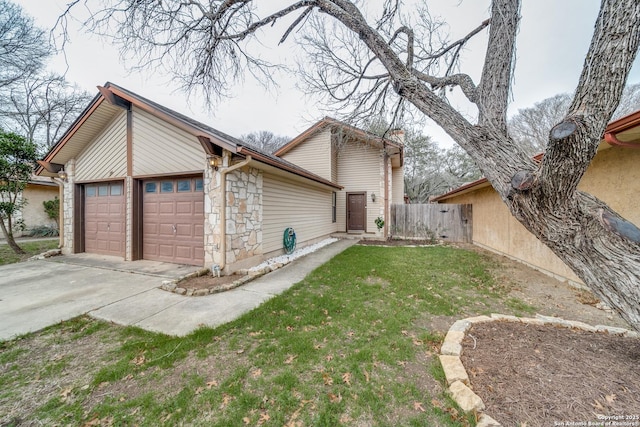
top-left (477, 0), bottom-right (519, 133)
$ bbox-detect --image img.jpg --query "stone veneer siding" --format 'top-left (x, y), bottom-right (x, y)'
top-left (204, 158), bottom-right (222, 268)
top-left (204, 154), bottom-right (263, 272)
top-left (62, 158), bottom-right (75, 254)
top-left (225, 166), bottom-right (263, 266)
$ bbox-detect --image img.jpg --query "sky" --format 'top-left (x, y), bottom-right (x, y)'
top-left (15, 0), bottom-right (640, 147)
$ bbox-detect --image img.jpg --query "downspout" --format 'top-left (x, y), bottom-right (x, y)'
top-left (383, 143), bottom-right (389, 238)
top-left (219, 155), bottom-right (252, 271)
top-left (51, 177), bottom-right (65, 248)
top-left (604, 132), bottom-right (640, 148)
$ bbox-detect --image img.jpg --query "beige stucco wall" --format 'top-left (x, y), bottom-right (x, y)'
top-left (441, 145), bottom-right (640, 284)
top-left (18, 184), bottom-right (59, 235)
top-left (578, 146), bottom-right (640, 225)
top-left (443, 185), bottom-right (581, 284)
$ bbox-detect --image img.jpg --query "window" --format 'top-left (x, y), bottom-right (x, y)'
top-left (98, 185), bottom-right (108, 196)
top-left (161, 181), bottom-right (173, 193)
top-left (86, 186), bottom-right (96, 197)
top-left (177, 180), bottom-right (191, 192)
top-left (145, 182), bottom-right (157, 193)
top-left (332, 192), bottom-right (337, 223)
top-left (111, 183), bottom-right (123, 196)
top-left (194, 178), bottom-right (203, 192)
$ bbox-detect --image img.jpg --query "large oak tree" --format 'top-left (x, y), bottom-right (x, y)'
top-left (61, 0), bottom-right (640, 330)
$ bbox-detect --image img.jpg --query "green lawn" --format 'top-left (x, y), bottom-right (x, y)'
top-left (0, 239), bottom-right (59, 265)
top-left (0, 245), bottom-right (533, 426)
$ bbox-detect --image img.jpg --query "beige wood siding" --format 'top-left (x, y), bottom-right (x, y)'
top-left (391, 167), bottom-right (404, 204)
top-left (262, 173), bottom-right (337, 253)
top-left (331, 142), bottom-right (338, 183)
top-left (75, 111), bottom-right (127, 181)
top-left (280, 129), bottom-right (332, 181)
top-left (132, 107), bottom-right (204, 176)
top-left (335, 142), bottom-right (382, 232)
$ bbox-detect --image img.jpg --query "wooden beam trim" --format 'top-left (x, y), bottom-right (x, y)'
top-left (36, 161), bottom-right (65, 174)
top-left (106, 86), bottom-right (238, 153)
top-left (127, 109), bottom-right (133, 176)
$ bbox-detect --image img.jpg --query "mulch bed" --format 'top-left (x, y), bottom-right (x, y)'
top-left (178, 273), bottom-right (240, 291)
top-left (460, 321), bottom-right (640, 426)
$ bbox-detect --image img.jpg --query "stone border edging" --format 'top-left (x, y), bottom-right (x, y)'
top-left (438, 313), bottom-right (640, 427)
top-left (28, 248), bottom-right (62, 261)
top-left (160, 260), bottom-right (290, 297)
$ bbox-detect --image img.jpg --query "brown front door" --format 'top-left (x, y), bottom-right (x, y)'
top-left (84, 182), bottom-right (125, 257)
top-left (142, 177), bottom-right (204, 266)
top-left (347, 192), bottom-right (366, 231)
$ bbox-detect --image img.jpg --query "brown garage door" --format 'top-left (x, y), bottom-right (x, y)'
top-left (143, 177), bottom-right (204, 266)
top-left (85, 182), bottom-right (125, 257)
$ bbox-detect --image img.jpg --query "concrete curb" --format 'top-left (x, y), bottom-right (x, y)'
top-left (439, 313), bottom-right (639, 426)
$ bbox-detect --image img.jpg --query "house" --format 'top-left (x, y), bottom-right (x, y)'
top-left (12, 176), bottom-right (59, 237)
top-left (433, 109), bottom-right (640, 285)
top-left (275, 118), bottom-right (404, 237)
top-left (36, 83), bottom-right (404, 272)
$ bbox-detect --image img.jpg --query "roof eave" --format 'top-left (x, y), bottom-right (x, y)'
top-left (238, 146), bottom-right (342, 190)
top-left (274, 117), bottom-right (403, 157)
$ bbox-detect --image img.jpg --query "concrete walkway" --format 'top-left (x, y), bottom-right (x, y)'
top-left (90, 239), bottom-right (357, 336)
top-left (0, 239), bottom-right (356, 341)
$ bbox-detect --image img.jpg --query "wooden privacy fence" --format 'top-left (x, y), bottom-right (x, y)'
top-left (390, 203), bottom-right (472, 243)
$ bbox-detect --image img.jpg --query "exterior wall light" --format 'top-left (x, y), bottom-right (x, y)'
top-left (371, 193), bottom-right (376, 202)
top-left (58, 169), bottom-right (68, 182)
top-left (208, 156), bottom-right (222, 170)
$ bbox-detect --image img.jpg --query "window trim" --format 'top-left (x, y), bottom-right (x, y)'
top-left (332, 192), bottom-right (337, 223)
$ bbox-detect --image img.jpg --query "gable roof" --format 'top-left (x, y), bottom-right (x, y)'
top-left (36, 82), bottom-right (340, 189)
top-left (432, 108), bottom-right (640, 202)
top-left (274, 117), bottom-right (403, 160)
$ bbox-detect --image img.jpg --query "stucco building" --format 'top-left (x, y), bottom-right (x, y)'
top-left (433, 110), bottom-right (640, 285)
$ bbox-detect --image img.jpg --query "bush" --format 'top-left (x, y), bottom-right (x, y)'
top-left (27, 225), bottom-right (59, 237)
top-left (43, 197), bottom-right (60, 227)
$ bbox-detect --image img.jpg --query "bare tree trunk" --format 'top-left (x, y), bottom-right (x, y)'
top-left (0, 217), bottom-right (25, 255)
top-left (349, 0), bottom-right (640, 329)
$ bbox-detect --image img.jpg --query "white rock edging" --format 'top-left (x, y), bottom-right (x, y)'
top-left (161, 238), bottom-right (338, 296)
top-left (439, 313), bottom-right (639, 426)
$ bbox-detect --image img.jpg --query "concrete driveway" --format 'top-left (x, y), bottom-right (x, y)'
top-left (0, 255), bottom-right (199, 341)
top-left (0, 239), bottom-right (356, 341)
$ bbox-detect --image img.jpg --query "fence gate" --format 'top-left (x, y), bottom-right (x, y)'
top-left (390, 203), bottom-right (472, 243)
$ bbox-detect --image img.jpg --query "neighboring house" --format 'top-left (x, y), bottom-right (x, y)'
top-left (36, 83), bottom-right (404, 272)
top-left (12, 176), bottom-right (59, 237)
top-left (433, 109), bottom-right (640, 286)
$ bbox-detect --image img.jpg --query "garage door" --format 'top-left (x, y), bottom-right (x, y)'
top-left (143, 177), bottom-right (204, 266)
top-left (85, 182), bottom-right (125, 257)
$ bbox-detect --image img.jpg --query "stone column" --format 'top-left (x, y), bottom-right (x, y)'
top-left (62, 158), bottom-right (76, 254)
top-left (203, 155), bottom-right (224, 269)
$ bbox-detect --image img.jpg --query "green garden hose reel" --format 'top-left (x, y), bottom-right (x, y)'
top-left (283, 227), bottom-right (297, 254)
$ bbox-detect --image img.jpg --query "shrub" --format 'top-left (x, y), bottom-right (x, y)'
top-left (27, 225), bottom-right (59, 237)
